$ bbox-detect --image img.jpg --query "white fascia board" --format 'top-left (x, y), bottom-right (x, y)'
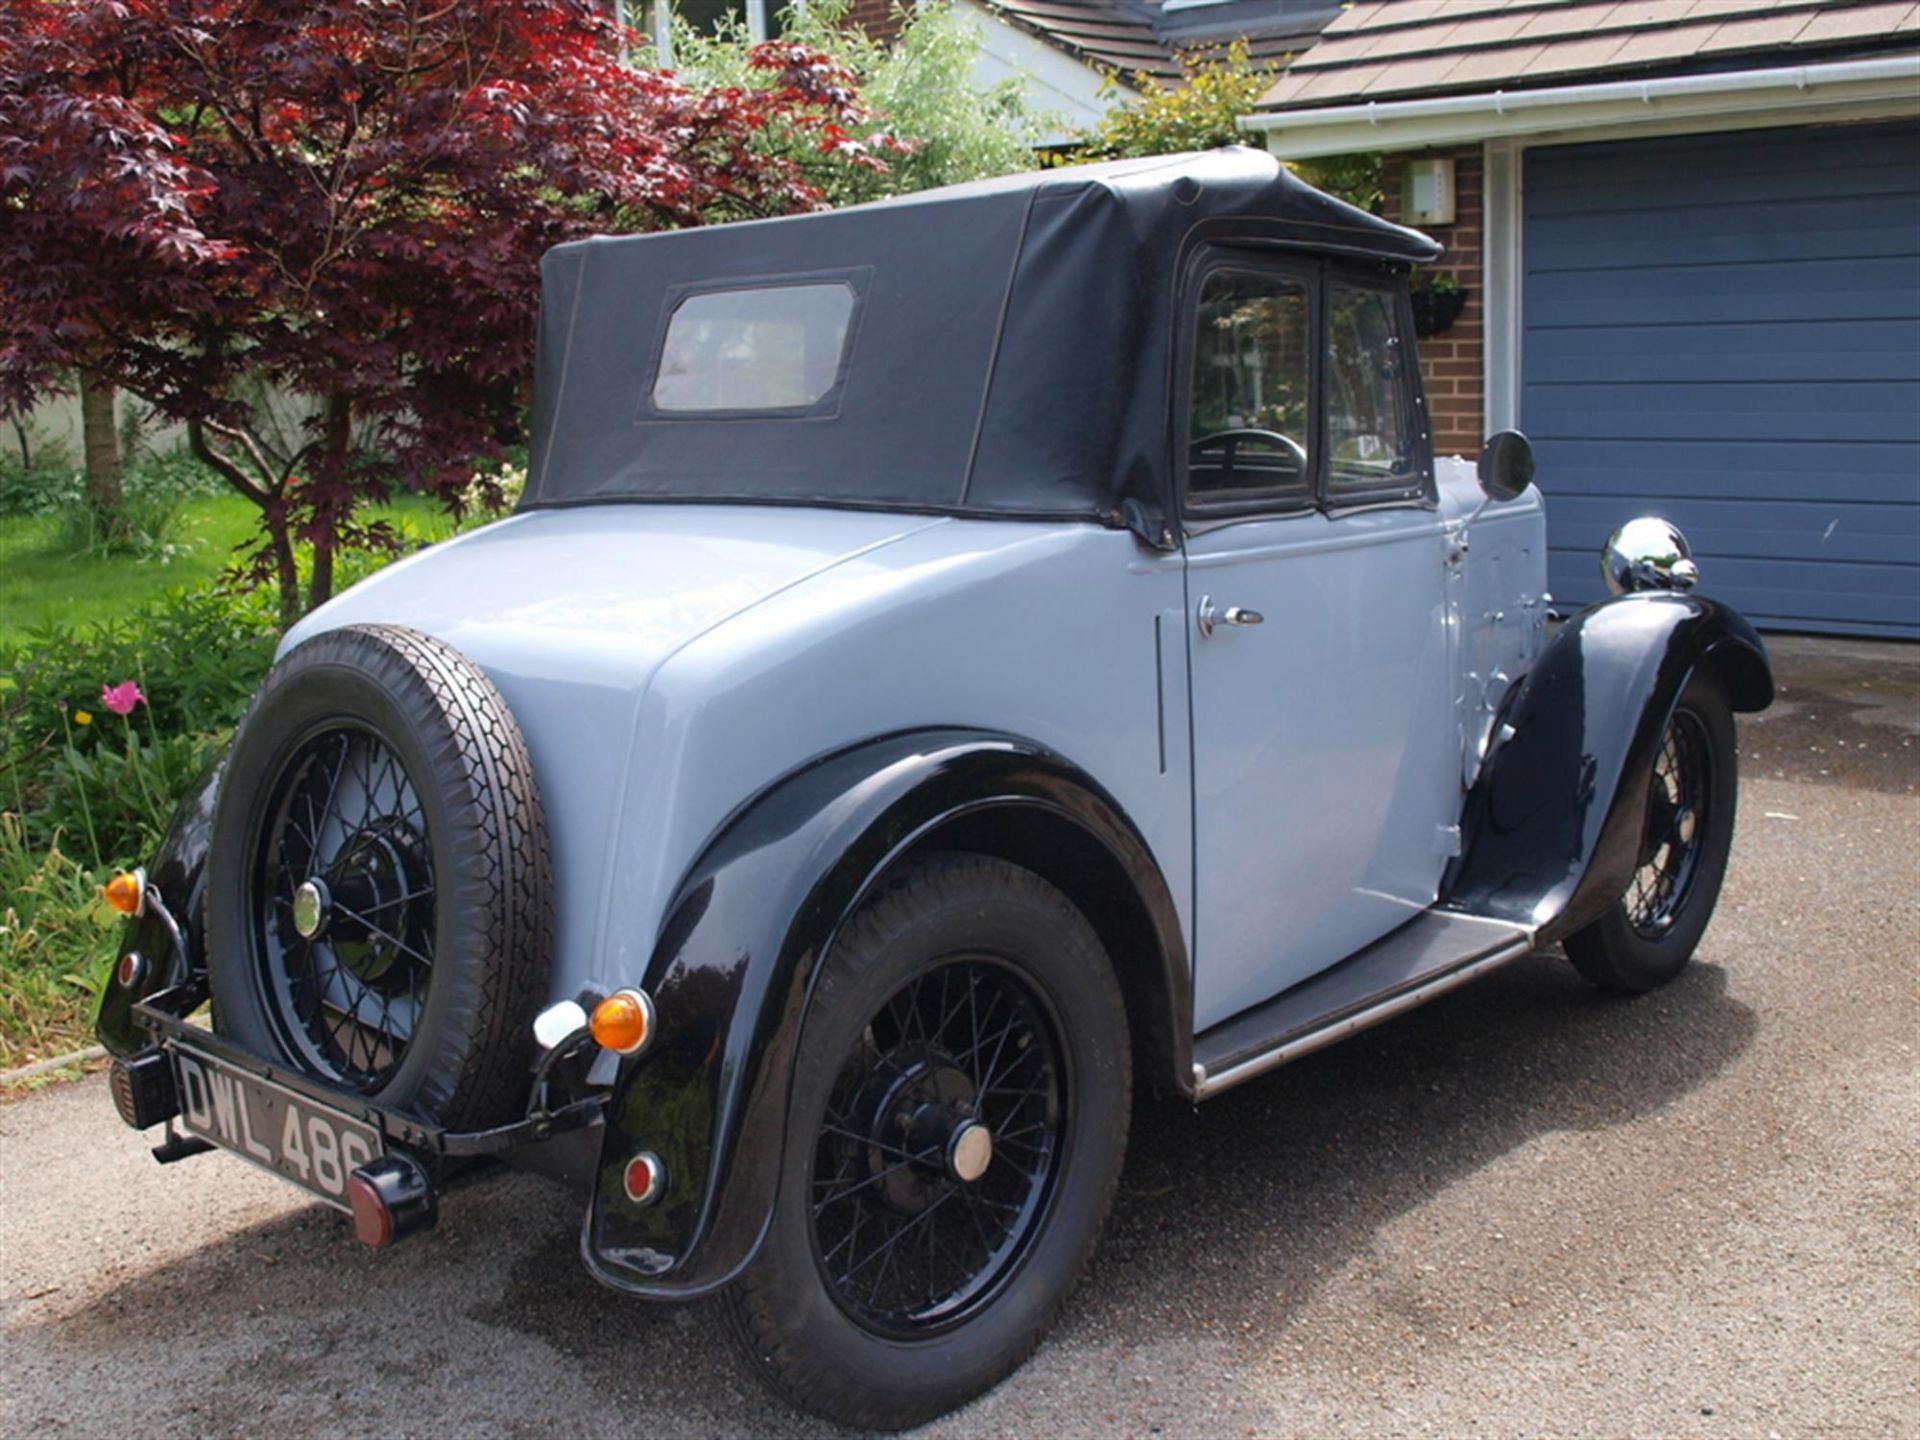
top-left (1239, 54), bottom-right (1920, 157)
top-left (958, 1), bottom-right (1130, 145)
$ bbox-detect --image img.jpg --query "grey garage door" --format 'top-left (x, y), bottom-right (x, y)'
top-left (1523, 121), bottom-right (1920, 637)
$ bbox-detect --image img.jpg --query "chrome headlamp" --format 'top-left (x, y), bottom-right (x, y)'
top-left (1603, 517), bottom-right (1700, 596)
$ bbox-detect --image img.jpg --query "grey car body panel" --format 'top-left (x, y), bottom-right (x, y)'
top-left (280, 465), bottom-right (1548, 1030)
top-left (283, 504), bottom-right (1195, 1012)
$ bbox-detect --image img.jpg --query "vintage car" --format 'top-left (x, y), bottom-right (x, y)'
top-left (96, 148), bottom-right (1773, 1429)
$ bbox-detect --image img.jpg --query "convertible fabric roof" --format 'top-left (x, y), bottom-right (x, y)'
top-left (522, 147), bottom-right (1439, 532)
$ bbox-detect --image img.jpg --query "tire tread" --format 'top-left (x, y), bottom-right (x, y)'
top-left (720, 852), bottom-right (1130, 1431)
top-left (206, 624), bottom-right (552, 1133)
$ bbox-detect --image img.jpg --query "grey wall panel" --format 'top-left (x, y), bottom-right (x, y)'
top-left (1523, 121), bottom-right (1920, 637)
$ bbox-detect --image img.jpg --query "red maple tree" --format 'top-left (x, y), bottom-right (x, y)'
top-left (1, 0), bottom-right (897, 623)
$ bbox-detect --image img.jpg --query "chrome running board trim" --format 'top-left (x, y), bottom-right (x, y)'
top-left (1191, 918), bottom-right (1535, 1102)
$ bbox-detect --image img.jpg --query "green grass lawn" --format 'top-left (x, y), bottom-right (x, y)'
top-left (0, 491), bottom-right (456, 646)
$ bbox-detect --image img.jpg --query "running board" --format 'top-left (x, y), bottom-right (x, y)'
top-left (1190, 911), bottom-right (1535, 1101)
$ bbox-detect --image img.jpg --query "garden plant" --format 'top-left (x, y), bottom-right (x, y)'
top-left (0, 0), bottom-right (1058, 1068)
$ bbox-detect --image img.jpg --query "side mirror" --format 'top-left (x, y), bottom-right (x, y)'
top-left (1477, 430), bottom-right (1536, 504)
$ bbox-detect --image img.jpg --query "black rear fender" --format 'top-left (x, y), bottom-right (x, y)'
top-left (93, 756), bottom-right (225, 1058)
top-left (582, 728), bottom-right (1186, 1298)
top-left (1443, 593), bottom-right (1771, 943)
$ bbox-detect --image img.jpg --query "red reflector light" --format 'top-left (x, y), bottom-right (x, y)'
top-left (347, 1173), bottom-right (394, 1248)
top-left (623, 1152), bottom-right (666, 1206)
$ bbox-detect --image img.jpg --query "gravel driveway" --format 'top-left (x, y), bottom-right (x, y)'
top-left (3, 637), bottom-right (1914, 1439)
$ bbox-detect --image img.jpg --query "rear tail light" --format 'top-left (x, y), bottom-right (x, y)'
top-left (346, 1153), bottom-right (438, 1248)
top-left (109, 1052), bottom-right (179, 1130)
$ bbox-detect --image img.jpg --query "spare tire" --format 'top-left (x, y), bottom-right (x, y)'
top-left (205, 624), bottom-right (552, 1131)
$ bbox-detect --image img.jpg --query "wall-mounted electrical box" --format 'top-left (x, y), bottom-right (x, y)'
top-left (1403, 157), bottom-right (1456, 226)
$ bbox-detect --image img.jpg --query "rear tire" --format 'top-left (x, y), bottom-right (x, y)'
top-left (1564, 668), bottom-right (1737, 994)
top-left (205, 624), bottom-right (552, 1130)
top-left (722, 853), bottom-right (1130, 1430)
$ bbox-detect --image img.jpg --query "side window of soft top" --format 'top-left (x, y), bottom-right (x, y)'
top-left (1326, 282), bottom-right (1418, 497)
top-left (1187, 270), bottom-right (1313, 507)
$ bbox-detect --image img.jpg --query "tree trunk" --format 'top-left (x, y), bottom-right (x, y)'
top-left (270, 519), bottom-right (301, 631)
top-left (307, 393), bottom-right (352, 613)
top-left (308, 533), bottom-right (334, 614)
top-left (78, 371), bottom-right (123, 524)
top-left (10, 417), bottom-right (28, 471)
top-left (187, 417), bottom-right (303, 630)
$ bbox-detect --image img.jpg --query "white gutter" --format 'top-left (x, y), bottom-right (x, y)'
top-left (1239, 53), bottom-right (1920, 156)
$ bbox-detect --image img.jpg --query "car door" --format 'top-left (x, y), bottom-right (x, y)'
top-left (1183, 255), bottom-right (1459, 1031)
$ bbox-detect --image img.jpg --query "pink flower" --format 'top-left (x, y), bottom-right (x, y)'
top-left (101, 681), bottom-right (146, 716)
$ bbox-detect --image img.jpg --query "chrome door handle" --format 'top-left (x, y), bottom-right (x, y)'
top-left (1197, 597), bottom-right (1264, 637)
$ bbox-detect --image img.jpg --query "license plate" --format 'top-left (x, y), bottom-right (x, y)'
top-left (171, 1046), bottom-right (383, 1210)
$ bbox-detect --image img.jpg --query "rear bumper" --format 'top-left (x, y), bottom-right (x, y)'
top-left (121, 980), bottom-right (605, 1162)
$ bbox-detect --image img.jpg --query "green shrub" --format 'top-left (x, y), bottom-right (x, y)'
top-left (0, 813), bottom-right (116, 1067)
top-left (667, 1), bottom-right (1048, 207)
top-left (0, 459), bottom-right (83, 518)
top-left (1073, 43), bottom-right (1385, 214)
top-left (33, 723), bottom-right (227, 873)
top-left (0, 583), bottom-right (277, 866)
top-left (1, 583), bottom-right (276, 753)
top-left (0, 448), bottom-right (508, 1063)
top-left (53, 486), bottom-right (194, 564)
top-left (50, 446), bottom-right (229, 563)
top-left (1080, 41), bottom-right (1273, 159)
top-left (125, 447), bottom-right (227, 502)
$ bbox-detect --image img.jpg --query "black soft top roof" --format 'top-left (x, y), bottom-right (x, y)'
top-left (522, 147), bottom-right (1438, 531)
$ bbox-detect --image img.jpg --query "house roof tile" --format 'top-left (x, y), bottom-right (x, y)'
top-left (1796, 0), bottom-right (1919, 41)
top-left (1704, 10), bottom-right (1821, 44)
top-left (1254, 0), bottom-right (1920, 110)
top-left (1441, 41), bottom-right (1550, 84)
top-left (975, 0), bottom-right (1344, 86)
top-left (1605, 21), bottom-right (1726, 64)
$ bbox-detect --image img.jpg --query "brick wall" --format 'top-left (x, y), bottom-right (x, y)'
top-left (842, 0), bottom-right (907, 44)
top-left (1379, 146), bottom-right (1485, 462)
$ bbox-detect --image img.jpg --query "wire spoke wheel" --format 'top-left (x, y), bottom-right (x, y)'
top-left (1625, 708), bottom-right (1712, 940)
top-left (809, 957), bottom-right (1065, 1337)
top-left (723, 854), bottom-right (1129, 1430)
top-left (208, 624), bottom-right (550, 1130)
top-left (252, 724), bottom-right (437, 1091)
top-left (1563, 669), bottom-right (1737, 995)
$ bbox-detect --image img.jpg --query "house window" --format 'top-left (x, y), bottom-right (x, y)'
top-left (628, 0), bottom-right (801, 63)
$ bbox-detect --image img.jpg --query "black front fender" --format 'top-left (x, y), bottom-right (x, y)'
top-left (1444, 592), bottom-right (1771, 942)
top-left (582, 728), bottom-right (1186, 1298)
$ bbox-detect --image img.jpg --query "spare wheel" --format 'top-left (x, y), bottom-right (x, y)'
top-left (205, 624), bottom-right (553, 1131)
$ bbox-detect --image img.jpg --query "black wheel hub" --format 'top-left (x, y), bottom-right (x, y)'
top-left (810, 958), bottom-right (1064, 1337)
top-left (324, 826), bottom-right (429, 984)
top-left (854, 1053), bottom-right (991, 1215)
top-left (254, 726), bottom-right (437, 1091)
